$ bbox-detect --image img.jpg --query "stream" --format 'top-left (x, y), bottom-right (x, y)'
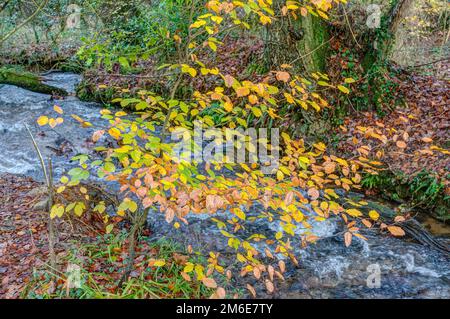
top-left (0, 72), bottom-right (449, 299)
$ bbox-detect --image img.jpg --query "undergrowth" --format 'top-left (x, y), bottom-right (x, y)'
top-left (362, 170), bottom-right (450, 221)
top-left (23, 233), bottom-right (215, 299)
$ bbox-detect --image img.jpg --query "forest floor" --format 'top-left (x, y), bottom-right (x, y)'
top-left (335, 62), bottom-right (449, 220)
top-left (338, 64), bottom-right (449, 182)
top-left (0, 174), bottom-right (212, 299)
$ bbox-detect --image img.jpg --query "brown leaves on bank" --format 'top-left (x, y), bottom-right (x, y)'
top-left (337, 73), bottom-right (449, 190)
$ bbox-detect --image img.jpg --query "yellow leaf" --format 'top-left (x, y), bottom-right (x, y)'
top-left (252, 107), bottom-right (262, 117)
top-left (190, 20), bottom-right (206, 28)
top-left (248, 94), bottom-right (258, 104)
top-left (50, 204), bottom-right (64, 219)
top-left (109, 127), bottom-right (121, 140)
top-left (337, 85), bottom-right (350, 94)
top-left (259, 14), bottom-right (271, 25)
top-left (184, 263), bottom-right (195, 273)
top-left (74, 202), bottom-right (85, 217)
top-left (223, 101), bottom-right (233, 112)
top-left (105, 224), bottom-right (114, 234)
top-left (369, 210), bottom-right (380, 221)
top-left (153, 260), bottom-right (166, 267)
top-left (53, 105), bottom-right (63, 114)
top-left (208, 40), bottom-right (217, 51)
top-left (37, 116), bottom-right (48, 126)
top-left (346, 208), bottom-right (362, 217)
top-left (149, 259), bottom-right (166, 267)
top-left (317, 9), bottom-right (329, 19)
top-left (276, 170), bottom-right (284, 181)
top-left (187, 67), bottom-right (197, 77)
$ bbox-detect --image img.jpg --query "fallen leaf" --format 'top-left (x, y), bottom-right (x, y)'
top-left (388, 225), bottom-right (405, 237)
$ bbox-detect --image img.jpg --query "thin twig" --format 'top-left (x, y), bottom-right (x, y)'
top-left (0, 0), bottom-right (49, 44)
top-left (25, 124), bottom-right (49, 185)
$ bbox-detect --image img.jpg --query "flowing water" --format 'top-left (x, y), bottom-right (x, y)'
top-left (0, 72), bottom-right (448, 298)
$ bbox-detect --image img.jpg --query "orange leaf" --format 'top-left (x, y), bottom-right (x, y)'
top-left (396, 141), bottom-right (407, 149)
top-left (224, 74), bottom-right (235, 88)
top-left (92, 130), bottom-right (105, 142)
top-left (246, 284), bottom-right (256, 298)
top-left (265, 279), bottom-right (274, 293)
top-left (394, 216), bottom-right (406, 223)
top-left (236, 87), bottom-right (250, 97)
top-left (265, 248), bottom-right (274, 259)
top-left (181, 272), bottom-right (191, 281)
top-left (278, 260), bottom-right (286, 273)
top-left (344, 231), bottom-right (352, 247)
top-left (300, 7), bottom-right (308, 16)
top-left (253, 267), bottom-right (261, 279)
top-left (49, 118), bottom-right (57, 128)
top-left (215, 287), bottom-right (226, 299)
top-left (388, 226), bottom-right (405, 237)
top-left (307, 188), bottom-right (320, 200)
top-left (202, 277), bottom-right (217, 288)
top-left (267, 265), bottom-right (274, 281)
top-left (361, 219), bottom-right (372, 228)
top-left (276, 71), bottom-right (290, 83)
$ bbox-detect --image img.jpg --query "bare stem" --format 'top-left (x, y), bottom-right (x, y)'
top-left (26, 125), bottom-right (57, 271)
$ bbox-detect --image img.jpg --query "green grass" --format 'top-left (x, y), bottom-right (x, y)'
top-left (22, 232), bottom-right (214, 299)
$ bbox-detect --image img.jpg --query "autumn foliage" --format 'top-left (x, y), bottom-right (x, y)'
top-left (35, 0), bottom-right (415, 298)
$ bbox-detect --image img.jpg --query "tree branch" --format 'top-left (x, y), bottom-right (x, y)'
top-left (0, 0), bottom-right (49, 44)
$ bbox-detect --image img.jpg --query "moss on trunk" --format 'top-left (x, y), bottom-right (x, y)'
top-left (0, 67), bottom-right (67, 95)
top-left (297, 14), bottom-right (329, 72)
top-left (264, 1), bottom-right (330, 72)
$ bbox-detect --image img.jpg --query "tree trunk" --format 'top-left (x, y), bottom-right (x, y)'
top-left (0, 67), bottom-right (67, 95)
top-left (264, 1), bottom-right (330, 72)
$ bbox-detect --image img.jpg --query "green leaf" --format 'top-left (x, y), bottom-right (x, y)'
top-left (344, 77), bottom-right (356, 84)
top-left (74, 202), bottom-right (85, 217)
top-left (50, 204), bottom-right (64, 219)
top-left (105, 224), bottom-right (114, 234)
top-left (118, 57), bottom-right (130, 68)
top-left (104, 162), bottom-right (116, 173)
